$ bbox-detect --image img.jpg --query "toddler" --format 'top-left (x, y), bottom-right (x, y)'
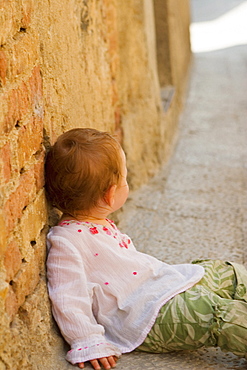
top-left (45, 128), bottom-right (247, 369)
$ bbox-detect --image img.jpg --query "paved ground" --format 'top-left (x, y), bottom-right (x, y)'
top-left (51, 1), bottom-right (247, 369)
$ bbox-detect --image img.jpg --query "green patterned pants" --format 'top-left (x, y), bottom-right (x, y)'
top-left (137, 260), bottom-right (247, 358)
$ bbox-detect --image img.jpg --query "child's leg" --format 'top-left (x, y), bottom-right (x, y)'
top-left (137, 284), bottom-right (247, 357)
top-left (192, 259), bottom-right (247, 302)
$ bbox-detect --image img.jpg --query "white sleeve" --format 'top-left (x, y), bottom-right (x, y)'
top-left (46, 235), bottom-right (121, 365)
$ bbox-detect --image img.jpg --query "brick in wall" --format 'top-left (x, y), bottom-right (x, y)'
top-left (4, 240), bottom-right (22, 282)
top-left (0, 0), bottom-right (33, 46)
top-left (1, 65), bottom-right (43, 134)
top-left (0, 142), bottom-right (11, 184)
top-left (19, 190), bottom-right (47, 258)
top-left (17, 116), bottom-right (43, 171)
top-left (4, 169), bottom-right (37, 234)
top-left (11, 253), bottom-right (40, 308)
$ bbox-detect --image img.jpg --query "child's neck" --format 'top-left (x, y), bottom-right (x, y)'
top-left (61, 209), bottom-right (111, 226)
top-left (77, 215), bottom-right (110, 226)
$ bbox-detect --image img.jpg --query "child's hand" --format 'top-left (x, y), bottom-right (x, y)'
top-left (78, 356), bottom-right (118, 369)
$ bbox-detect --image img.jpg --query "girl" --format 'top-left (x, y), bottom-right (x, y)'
top-left (45, 128), bottom-right (247, 369)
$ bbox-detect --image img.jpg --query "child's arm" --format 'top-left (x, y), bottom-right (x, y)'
top-left (46, 234), bottom-right (121, 366)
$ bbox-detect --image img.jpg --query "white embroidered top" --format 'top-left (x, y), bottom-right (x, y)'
top-left (46, 219), bottom-right (204, 365)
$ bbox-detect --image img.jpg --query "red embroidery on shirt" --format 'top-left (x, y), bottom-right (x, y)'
top-left (119, 241), bottom-right (128, 249)
top-left (108, 220), bottom-right (116, 229)
top-left (94, 253), bottom-right (99, 256)
top-left (133, 271), bottom-right (137, 275)
top-left (89, 227), bottom-right (99, 234)
top-left (104, 282), bottom-right (109, 285)
top-left (78, 229), bottom-right (82, 232)
top-left (103, 226), bottom-right (111, 235)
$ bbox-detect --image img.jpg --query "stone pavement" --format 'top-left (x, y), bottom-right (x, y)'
top-left (50, 1), bottom-right (247, 369)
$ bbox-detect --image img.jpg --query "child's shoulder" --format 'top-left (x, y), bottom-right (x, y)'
top-left (47, 222), bottom-right (91, 255)
top-left (57, 218), bottom-right (118, 233)
top-left (48, 218), bottom-right (117, 241)
top-left (47, 220), bottom-right (87, 240)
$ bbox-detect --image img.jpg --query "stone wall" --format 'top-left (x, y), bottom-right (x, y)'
top-left (0, 0), bottom-right (191, 368)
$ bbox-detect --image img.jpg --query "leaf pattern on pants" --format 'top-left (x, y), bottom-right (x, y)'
top-left (137, 259), bottom-right (247, 358)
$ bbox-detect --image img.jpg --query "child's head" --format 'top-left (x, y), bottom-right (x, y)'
top-left (45, 128), bottom-right (126, 217)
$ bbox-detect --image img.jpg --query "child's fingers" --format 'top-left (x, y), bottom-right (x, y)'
top-left (99, 357), bottom-right (111, 369)
top-left (106, 356), bottom-right (117, 368)
top-left (97, 356), bottom-right (117, 369)
top-left (80, 356), bottom-right (117, 370)
top-left (90, 359), bottom-right (101, 370)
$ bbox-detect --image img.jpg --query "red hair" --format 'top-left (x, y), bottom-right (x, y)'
top-left (45, 128), bottom-right (122, 216)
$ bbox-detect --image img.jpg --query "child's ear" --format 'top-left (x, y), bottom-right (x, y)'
top-left (104, 185), bottom-right (117, 207)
